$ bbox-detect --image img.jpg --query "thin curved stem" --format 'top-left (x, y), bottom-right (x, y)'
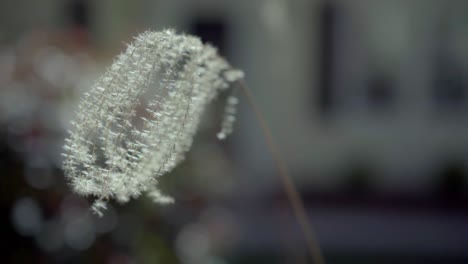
top-left (238, 80), bottom-right (325, 264)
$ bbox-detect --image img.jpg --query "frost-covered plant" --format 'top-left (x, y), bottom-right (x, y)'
top-left (62, 30), bottom-right (243, 216)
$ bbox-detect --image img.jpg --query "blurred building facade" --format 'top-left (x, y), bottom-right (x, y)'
top-left (3, 0), bottom-right (468, 195)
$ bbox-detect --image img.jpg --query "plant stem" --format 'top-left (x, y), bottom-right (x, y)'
top-left (238, 80), bottom-right (325, 264)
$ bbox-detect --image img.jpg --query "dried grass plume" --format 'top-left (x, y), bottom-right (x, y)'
top-left (62, 29), bottom-right (244, 216)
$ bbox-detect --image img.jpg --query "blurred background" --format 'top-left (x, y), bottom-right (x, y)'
top-left (1, 0), bottom-right (468, 263)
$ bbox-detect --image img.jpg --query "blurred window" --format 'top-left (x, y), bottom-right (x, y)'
top-left (189, 17), bottom-right (228, 57)
top-left (433, 60), bottom-right (466, 109)
top-left (67, 0), bottom-right (90, 29)
top-left (366, 73), bottom-right (395, 110)
top-left (317, 2), bottom-right (337, 114)
top-left (435, 160), bottom-right (465, 196)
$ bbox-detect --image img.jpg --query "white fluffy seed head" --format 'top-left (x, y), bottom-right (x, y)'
top-left (62, 30), bottom-right (244, 215)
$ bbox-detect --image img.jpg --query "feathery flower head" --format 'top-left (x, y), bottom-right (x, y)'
top-left (62, 29), bottom-right (244, 216)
